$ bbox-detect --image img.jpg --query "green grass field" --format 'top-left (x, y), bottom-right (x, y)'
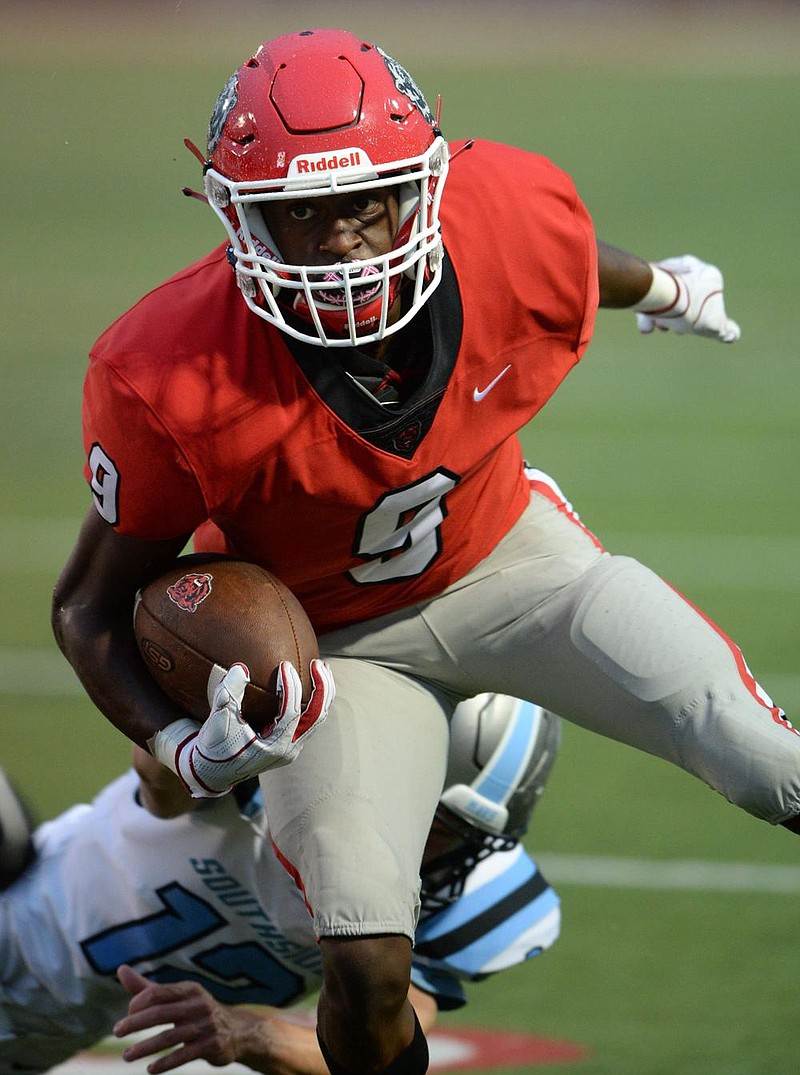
top-left (2, 3), bottom-right (799, 1072)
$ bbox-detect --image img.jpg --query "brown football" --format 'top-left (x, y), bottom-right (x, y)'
top-left (133, 555), bottom-right (319, 733)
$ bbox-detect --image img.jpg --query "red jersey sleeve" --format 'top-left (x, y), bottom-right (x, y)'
top-left (82, 352), bottom-right (208, 540)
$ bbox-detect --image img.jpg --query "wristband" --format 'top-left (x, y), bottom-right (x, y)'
top-left (632, 265), bottom-right (687, 316)
top-left (147, 717), bottom-right (200, 776)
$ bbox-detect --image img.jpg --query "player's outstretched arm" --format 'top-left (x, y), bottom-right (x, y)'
top-left (596, 241), bottom-right (654, 308)
top-left (597, 241), bottom-right (741, 343)
top-left (114, 966), bottom-right (437, 1075)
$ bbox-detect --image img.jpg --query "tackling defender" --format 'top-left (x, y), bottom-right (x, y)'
top-left (0, 695), bottom-right (558, 1074)
top-left (52, 27), bottom-right (796, 1075)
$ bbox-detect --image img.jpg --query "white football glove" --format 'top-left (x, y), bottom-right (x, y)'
top-left (633, 254), bottom-right (741, 343)
top-left (149, 659), bottom-right (335, 799)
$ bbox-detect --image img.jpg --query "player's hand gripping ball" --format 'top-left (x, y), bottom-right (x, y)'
top-left (135, 556), bottom-right (335, 797)
top-left (134, 556), bottom-right (319, 730)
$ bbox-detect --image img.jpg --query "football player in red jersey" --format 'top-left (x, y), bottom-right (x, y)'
top-left (53, 28), bottom-right (795, 1075)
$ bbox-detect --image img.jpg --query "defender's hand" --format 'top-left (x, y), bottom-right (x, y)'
top-left (634, 254), bottom-right (741, 343)
top-left (149, 660), bottom-right (335, 798)
top-left (115, 965), bottom-right (263, 1071)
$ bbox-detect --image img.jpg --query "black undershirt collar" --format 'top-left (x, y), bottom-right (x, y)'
top-left (285, 252), bottom-right (463, 459)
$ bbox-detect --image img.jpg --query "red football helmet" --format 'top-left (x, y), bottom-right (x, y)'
top-left (203, 28), bottom-right (449, 347)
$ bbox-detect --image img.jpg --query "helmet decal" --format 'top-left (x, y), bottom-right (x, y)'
top-left (286, 148), bottom-right (375, 182)
top-left (208, 73), bottom-right (239, 155)
top-left (376, 46), bottom-right (435, 125)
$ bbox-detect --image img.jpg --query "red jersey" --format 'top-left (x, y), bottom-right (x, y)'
top-left (82, 140), bottom-right (597, 635)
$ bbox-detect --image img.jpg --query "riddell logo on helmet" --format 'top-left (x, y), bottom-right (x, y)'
top-left (288, 149), bottom-right (372, 177)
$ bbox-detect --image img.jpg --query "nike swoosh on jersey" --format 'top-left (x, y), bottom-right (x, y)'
top-left (473, 364), bottom-right (512, 402)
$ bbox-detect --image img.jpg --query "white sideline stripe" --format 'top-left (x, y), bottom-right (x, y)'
top-left (2, 645), bottom-right (798, 897)
top-left (2, 649), bottom-right (799, 709)
top-left (1, 517), bottom-right (798, 591)
top-left (0, 648), bottom-right (86, 696)
top-left (537, 854), bottom-right (800, 894)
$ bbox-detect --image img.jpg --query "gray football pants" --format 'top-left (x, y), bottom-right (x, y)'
top-left (261, 476), bottom-right (800, 939)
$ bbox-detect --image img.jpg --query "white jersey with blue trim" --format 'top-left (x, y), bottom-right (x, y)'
top-left (0, 771), bottom-right (560, 1070)
top-left (412, 843), bottom-right (560, 1009)
top-left (0, 770), bottom-right (321, 1071)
